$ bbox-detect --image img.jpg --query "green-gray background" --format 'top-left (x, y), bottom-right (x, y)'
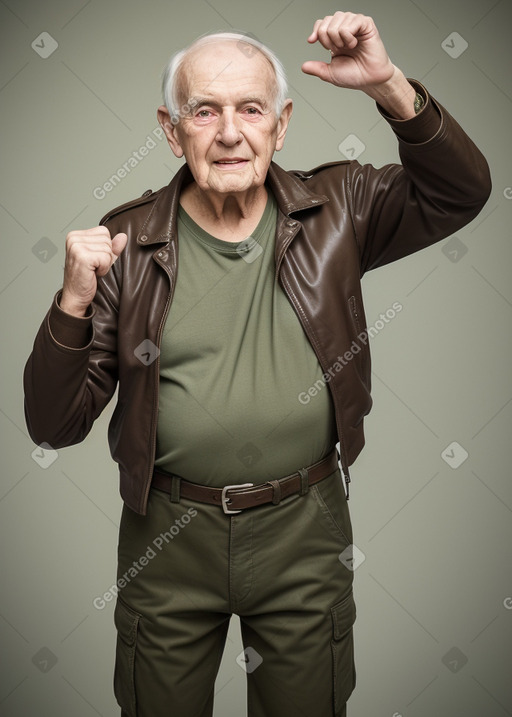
top-left (1, 0), bottom-right (511, 715)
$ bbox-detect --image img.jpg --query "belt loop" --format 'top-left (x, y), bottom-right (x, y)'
top-left (268, 479), bottom-right (282, 505)
top-left (170, 475), bottom-right (181, 503)
top-left (298, 467), bottom-right (309, 495)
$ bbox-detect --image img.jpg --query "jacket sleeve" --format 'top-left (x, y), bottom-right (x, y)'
top-left (23, 222), bottom-right (122, 449)
top-left (350, 80), bottom-right (492, 275)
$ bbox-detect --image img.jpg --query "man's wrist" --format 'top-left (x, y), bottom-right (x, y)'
top-left (375, 79), bottom-right (442, 144)
top-left (49, 291), bottom-right (94, 349)
top-left (363, 66), bottom-right (417, 120)
top-left (58, 289), bottom-right (91, 318)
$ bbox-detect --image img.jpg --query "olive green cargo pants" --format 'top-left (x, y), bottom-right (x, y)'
top-left (113, 467), bottom-right (356, 716)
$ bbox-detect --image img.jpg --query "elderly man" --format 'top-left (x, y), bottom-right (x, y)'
top-left (24, 11), bottom-right (490, 717)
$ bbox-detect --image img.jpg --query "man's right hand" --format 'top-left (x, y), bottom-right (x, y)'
top-left (60, 227), bottom-right (128, 317)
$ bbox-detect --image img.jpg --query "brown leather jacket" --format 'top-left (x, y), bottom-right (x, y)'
top-left (23, 81), bottom-right (491, 515)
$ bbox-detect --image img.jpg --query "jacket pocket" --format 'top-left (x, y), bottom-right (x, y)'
top-left (331, 591), bottom-right (357, 714)
top-left (113, 597), bottom-right (141, 716)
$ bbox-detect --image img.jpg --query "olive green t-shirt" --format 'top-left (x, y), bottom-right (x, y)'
top-left (155, 191), bottom-right (337, 486)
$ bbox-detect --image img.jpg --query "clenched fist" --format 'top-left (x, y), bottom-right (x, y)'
top-left (60, 226), bottom-right (127, 317)
top-left (302, 11), bottom-right (417, 119)
top-left (302, 12), bottom-right (394, 89)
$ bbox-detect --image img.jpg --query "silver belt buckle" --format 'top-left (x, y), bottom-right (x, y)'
top-left (221, 482), bottom-right (254, 514)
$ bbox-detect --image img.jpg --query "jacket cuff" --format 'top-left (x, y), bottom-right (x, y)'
top-left (48, 291), bottom-right (94, 349)
top-left (376, 79), bottom-right (442, 144)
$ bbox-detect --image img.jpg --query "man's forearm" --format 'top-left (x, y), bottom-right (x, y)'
top-left (23, 291), bottom-right (116, 449)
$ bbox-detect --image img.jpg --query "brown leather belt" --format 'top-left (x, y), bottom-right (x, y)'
top-left (151, 448), bottom-right (340, 514)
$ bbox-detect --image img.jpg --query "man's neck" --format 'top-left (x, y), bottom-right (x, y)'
top-left (179, 183), bottom-right (269, 243)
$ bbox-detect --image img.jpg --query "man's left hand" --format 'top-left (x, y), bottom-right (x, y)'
top-left (302, 11), bottom-right (418, 120)
top-left (301, 12), bottom-right (395, 89)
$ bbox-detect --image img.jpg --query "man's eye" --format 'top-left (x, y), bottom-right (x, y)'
top-left (197, 109), bottom-right (211, 117)
top-left (244, 107), bottom-right (260, 115)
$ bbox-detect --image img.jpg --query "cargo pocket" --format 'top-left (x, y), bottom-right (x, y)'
top-left (331, 591), bottom-right (356, 715)
top-left (113, 597), bottom-right (141, 717)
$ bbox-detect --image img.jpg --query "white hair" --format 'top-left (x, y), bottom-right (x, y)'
top-left (161, 32), bottom-right (288, 121)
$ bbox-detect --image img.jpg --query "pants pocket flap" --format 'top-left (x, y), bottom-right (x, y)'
top-left (331, 591), bottom-right (356, 640)
top-left (114, 598), bottom-right (141, 647)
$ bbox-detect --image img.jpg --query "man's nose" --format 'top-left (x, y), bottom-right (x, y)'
top-left (216, 110), bottom-right (242, 145)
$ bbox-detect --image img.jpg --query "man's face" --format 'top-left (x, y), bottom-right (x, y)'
top-left (158, 41), bottom-right (292, 197)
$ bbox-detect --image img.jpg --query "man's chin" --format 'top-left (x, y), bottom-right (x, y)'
top-left (203, 176), bottom-right (259, 195)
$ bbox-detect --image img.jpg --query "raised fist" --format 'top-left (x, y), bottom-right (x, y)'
top-left (60, 226), bottom-right (127, 317)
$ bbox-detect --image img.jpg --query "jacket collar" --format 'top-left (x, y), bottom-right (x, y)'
top-left (136, 160), bottom-right (328, 247)
top-left (266, 161), bottom-right (329, 214)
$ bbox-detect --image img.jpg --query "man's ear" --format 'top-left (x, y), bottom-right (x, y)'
top-left (157, 105), bottom-right (184, 158)
top-left (275, 99), bottom-right (293, 152)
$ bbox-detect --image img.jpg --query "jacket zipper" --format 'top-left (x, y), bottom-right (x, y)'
top-left (348, 295), bottom-right (361, 332)
top-left (142, 245), bottom-right (176, 513)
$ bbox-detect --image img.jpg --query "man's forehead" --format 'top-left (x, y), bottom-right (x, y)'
top-left (185, 38), bottom-right (269, 66)
top-left (180, 40), bottom-right (275, 95)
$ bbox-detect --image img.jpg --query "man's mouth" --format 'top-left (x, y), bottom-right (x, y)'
top-left (213, 159), bottom-right (249, 169)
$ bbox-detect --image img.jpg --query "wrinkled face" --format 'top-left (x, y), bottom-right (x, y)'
top-left (159, 41), bottom-right (292, 197)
